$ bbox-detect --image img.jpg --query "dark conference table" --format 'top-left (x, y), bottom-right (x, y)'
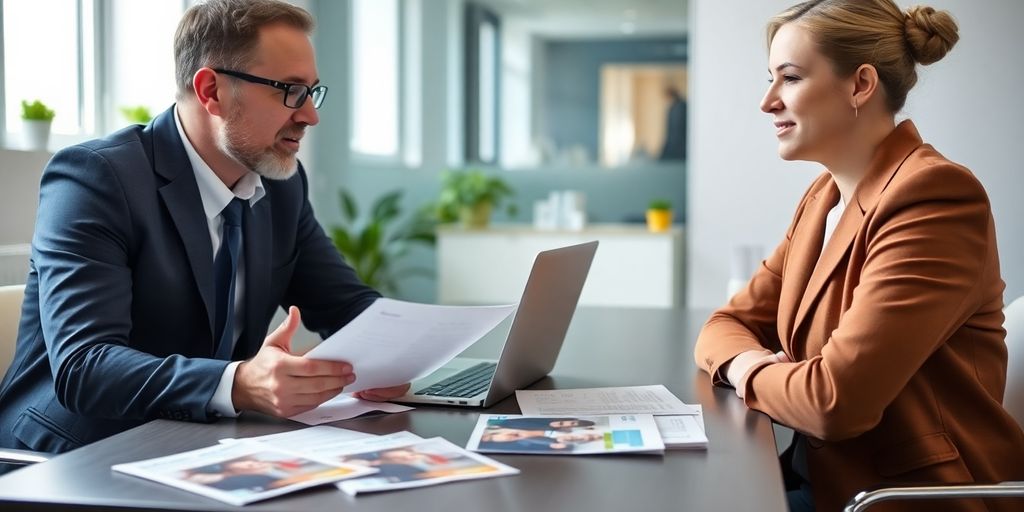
top-left (0, 307), bottom-right (788, 511)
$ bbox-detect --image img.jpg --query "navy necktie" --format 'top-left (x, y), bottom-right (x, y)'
top-left (213, 198), bottom-right (243, 360)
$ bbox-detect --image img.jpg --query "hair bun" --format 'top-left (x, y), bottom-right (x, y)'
top-left (904, 5), bottom-right (960, 65)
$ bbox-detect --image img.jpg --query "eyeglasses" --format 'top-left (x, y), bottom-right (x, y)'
top-left (213, 68), bottom-right (328, 109)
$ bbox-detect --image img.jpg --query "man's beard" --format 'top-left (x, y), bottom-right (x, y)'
top-left (218, 108), bottom-right (300, 181)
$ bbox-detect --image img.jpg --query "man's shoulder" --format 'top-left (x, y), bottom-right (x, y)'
top-left (73, 124), bottom-right (149, 155)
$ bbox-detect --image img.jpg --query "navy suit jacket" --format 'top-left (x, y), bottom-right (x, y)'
top-left (0, 107), bottom-right (380, 453)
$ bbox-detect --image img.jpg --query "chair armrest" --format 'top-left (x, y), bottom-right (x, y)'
top-left (0, 447), bottom-right (52, 466)
top-left (844, 482), bottom-right (1024, 512)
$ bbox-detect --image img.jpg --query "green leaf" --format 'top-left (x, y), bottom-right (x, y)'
top-left (338, 189), bottom-right (358, 223)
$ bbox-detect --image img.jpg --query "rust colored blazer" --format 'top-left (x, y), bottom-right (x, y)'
top-left (694, 121), bottom-right (1024, 512)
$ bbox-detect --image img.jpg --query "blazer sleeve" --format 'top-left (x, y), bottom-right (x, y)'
top-left (742, 163), bottom-right (996, 441)
top-left (694, 178), bottom-right (821, 384)
top-left (280, 166), bottom-right (381, 338)
top-left (34, 146), bottom-right (227, 422)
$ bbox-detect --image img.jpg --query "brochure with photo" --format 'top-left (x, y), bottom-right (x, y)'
top-left (331, 437), bottom-right (519, 496)
top-left (112, 441), bottom-right (376, 506)
top-left (466, 414), bottom-right (665, 455)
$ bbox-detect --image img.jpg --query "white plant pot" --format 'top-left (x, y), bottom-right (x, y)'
top-left (22, 119), bottom-right (52, 151)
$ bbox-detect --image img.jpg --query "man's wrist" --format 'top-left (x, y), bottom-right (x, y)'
top-left (210, 361), bottom-right (242, 417)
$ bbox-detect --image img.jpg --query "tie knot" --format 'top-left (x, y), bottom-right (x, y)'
top-left (221, 198), bottom-right (243, 227)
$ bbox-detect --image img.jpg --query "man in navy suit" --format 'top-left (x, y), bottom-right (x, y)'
top-left (0, 0), bottom-right (409, 458)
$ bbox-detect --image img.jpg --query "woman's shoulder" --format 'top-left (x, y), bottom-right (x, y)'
top-left (888, 144), bottom-right (988, 204)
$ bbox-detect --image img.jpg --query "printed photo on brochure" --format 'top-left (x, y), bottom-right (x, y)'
top-left (465, 414), bottom-right (664, 455)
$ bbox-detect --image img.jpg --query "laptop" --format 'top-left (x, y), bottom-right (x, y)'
top-left (397, 240), bottom-right (598, 407)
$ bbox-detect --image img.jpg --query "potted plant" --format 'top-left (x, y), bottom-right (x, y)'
top-left (330, 188), bottom-right (436, 295)
top-left (435, 170), bottom-right (516, 229)
top-left (120, 105), bottom-right (153, 125)
top-left (646, 198), bottom-right (673, 232)
top-left (21, 100), bottom-right (55, 151)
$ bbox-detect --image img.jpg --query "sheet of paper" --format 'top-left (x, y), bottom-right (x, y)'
top-left (515, 385), bottom-right (699, 416)
top-left (304, 298), bottom-right (516, 393)
top-left (288, 394), bottom-right (414, 426)
top-left (220, 425), bottom-right (376, 449)
top-left (654, 408), bottom-right (708, 450)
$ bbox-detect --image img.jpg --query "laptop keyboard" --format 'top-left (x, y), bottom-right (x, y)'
top-left (414, 362), bottom-right (497, 398)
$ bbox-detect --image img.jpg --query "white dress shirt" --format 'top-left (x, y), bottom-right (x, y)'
top-left (173, 107), bottom-right (266, 417)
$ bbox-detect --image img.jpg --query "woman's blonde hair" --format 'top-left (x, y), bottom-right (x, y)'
top-left (767, 0), bottom-right (959, 112)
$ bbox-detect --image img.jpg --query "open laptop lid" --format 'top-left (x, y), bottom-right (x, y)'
top-left (480, 240), bottom-right (598, 406)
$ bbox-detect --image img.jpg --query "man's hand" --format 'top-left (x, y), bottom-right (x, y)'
top-left (724, 349), bottom-right (791, 399)
top-left (354, 383), bottom-right (411, 402)
top-left (232, 306), bottom-right (356, 417)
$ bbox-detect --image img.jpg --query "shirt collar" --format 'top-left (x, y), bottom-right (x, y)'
top-left (173, 105), bottom-right (266, 221)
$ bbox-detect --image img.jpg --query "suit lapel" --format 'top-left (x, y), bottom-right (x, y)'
top-left (237, 194), bottom-right (272, 359)
top-left (152, 107), bottom-right (217, 339)
top-left (787, 120), bottom-right (925, 344)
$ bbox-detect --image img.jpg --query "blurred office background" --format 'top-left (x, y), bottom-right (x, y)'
top-left (0, 0), bottom-right (1021, 311)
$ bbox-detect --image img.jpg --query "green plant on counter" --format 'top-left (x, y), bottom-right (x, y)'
top-left (648, 198), bottom-right (672, 211)
top-left (21, 100), bottom-right (55, 121)
top-left (120, 105), bottom-right (153, 124)
top-left (329, 188), bottom-right (437, 295)
top-left (435, 169), bottom-right (516, 228)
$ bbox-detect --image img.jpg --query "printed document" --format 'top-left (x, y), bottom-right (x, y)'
top-left (304, 298), bottom-right (515, 393)
top-left (515, 385), bottom-right (699, 416)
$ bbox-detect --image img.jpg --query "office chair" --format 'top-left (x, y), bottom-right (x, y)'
top-left (843, 295), bottom-right (1024, 511)
top-left (0, 284), bottom-right (53, 468)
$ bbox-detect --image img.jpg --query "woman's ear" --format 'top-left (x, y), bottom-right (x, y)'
top-left (850, 63), bottom-right (880, 113)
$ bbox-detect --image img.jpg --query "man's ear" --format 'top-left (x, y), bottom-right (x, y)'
top-left (850, 63), bottom-right (880, 112)
top-left (193, 67), bottom-right (226, 117)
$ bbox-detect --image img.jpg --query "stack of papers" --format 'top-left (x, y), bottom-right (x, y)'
top-left (513, 385), bottom-right (708, 450)
top-left (114, 426), bottom-right (519, 505)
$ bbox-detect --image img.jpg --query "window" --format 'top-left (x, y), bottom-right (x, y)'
top-left (105, 0), bottom-right (183, 129)
top-left (3, 0), bottom-right (94, 137)
top-left (1, 0), bottom-right (183, 149)
top-left (349, 0), bottom-right (422, 166)
top-left (350, 0), bottom-right (399, 157)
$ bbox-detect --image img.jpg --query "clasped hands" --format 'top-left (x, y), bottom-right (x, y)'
top-left (723, 349), bottom-right (791, 399)
top-left (232, 306), bottom-right (410, 418)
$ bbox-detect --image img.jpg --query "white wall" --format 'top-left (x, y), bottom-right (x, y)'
top-left (0, 148), bottom-right (49, 245)
top-left (688, 0), bottom-right (1024, 307)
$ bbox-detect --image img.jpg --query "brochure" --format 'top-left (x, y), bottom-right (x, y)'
top-left (332, 437), bottom-right (520, 496)
top-left (112, 441), bottom-right (376, 506)
top-left (466, 414), bottom-right (665, 455)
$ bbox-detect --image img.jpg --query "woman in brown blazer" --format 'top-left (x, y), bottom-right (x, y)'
top-left (693, 1), bottom-right (1024, 511)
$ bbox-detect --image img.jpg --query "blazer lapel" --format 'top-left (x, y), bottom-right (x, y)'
top-left (237, 194), bottom-right (272, 359)
top-left (152, 106), bottom-right (217, 339)
top-left (789, 120), bottom-right (925, 343)
top-left (779, 184), bottom-right (834, 351)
